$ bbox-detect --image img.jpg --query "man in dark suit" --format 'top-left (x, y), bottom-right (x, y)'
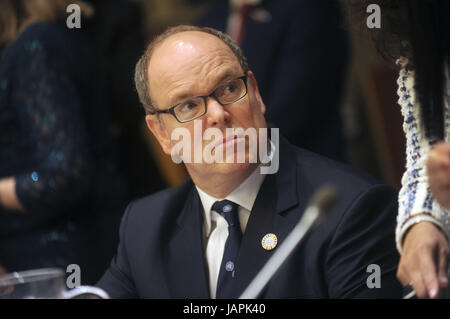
top-left (97, 25), bottom-right (402, 298)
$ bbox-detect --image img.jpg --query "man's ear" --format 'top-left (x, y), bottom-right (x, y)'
top-left (145, 114), bottom-right (172, 155)
top-left (247, 70), bottom-right (266, 115)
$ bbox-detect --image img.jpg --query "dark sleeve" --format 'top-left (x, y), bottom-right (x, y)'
top-left (12, 40), bottom-right (92, 216)
top-left (96, 202), bottom-right (138, 298)
top-left (325, 185), bottom-right (403, 298)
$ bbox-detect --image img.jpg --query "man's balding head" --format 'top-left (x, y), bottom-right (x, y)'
top-left (140, 25), bottom-right (267, 195)
top-left (135, 25), bottom-right (249, 114)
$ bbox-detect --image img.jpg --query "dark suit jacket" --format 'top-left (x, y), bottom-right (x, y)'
top-left (97, 137), bottom-right (402, 298)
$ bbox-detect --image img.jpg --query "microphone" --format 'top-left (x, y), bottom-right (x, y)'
top-left (239, 185), bottom-right (339, 299)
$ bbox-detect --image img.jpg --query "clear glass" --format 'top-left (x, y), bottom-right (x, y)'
top-left (0, 268), bottom-right (109, 299)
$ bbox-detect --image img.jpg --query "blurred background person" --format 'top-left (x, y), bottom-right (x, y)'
top-left (197, 0), bottom-right (350, 162)
top-left (0, 0), bottom-right (127, 284)
top-left (347, 0), bottom-right (450, 298)
top-left (84, 0), bottom-right (167, 199)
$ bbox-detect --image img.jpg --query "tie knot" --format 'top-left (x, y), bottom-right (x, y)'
top-left (212, 200), bottom-right (239, 227)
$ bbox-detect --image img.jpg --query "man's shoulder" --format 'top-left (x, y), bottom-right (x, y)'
top-left (290, 144), bottom-right (393, 194)
top-left (125, 178), bottom-right (194, 220)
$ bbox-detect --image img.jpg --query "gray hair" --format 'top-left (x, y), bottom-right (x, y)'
top-left (134, 25), bottom-right (249, 114)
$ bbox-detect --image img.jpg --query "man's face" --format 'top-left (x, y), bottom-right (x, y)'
top-left (146, 31), bottom-right (267, 180)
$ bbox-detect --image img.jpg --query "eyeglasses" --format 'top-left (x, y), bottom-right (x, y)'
top-left (152, 75), bottom-right (248, 123)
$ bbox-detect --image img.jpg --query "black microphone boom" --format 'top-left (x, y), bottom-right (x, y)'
top-left (239, 185), bottom-right (339, 299)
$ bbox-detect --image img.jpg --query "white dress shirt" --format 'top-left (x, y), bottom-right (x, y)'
top-left (196, 166), bottom-right (266, 298)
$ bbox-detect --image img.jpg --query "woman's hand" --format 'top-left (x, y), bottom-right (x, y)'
top-left (397, 221), bottom-right (449, 298)
top-left (427, 142), bottom-right (450, 210)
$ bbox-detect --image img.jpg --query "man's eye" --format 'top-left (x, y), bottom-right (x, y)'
top-left (223, 84), bottom-right (237, 94)
top-left (179, 101), bottom-right (199, 112)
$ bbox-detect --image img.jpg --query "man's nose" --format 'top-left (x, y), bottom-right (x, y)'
top-left (205, 96), bottom-right (230, 127)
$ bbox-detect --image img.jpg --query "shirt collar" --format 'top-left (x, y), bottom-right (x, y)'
top-left (196, 165), bottom-right (266, 236)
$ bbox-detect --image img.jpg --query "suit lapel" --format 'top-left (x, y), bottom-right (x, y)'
top-left (231, 137), bottom-right (301, 298)
top-left (162, 137), bottom-right (306, 298)
top-left (163, 187), bottom-right (210, 298)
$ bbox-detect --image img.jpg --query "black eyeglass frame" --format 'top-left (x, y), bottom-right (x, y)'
top-left (151, 75), bottom-right (248, 123)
